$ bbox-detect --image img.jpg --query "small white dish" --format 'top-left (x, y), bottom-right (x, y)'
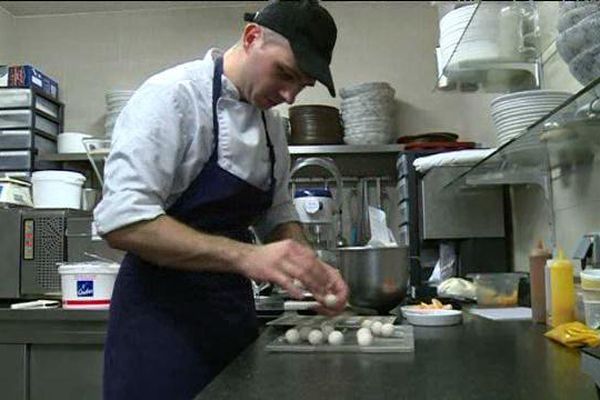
top-left (400, 306), bottom-right (463, 327)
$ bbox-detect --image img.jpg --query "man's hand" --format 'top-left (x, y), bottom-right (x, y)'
top-left (237, 239), bottom-right (348, 315)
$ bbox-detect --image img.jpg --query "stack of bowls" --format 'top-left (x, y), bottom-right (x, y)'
top-left (438, 4), bottom-right (499, 71)
top-left (105, 90), bottom-right (135, 137)
top-left (490, 90), bottom-right (572, 148)
top-left (339, 82), bottom-right (396, 145)
top-left (556, 2), bottom-right (600, 87)
top-left (288, 105), bottom-right (343, 145)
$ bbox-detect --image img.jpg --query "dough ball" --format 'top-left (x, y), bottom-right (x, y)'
top-left (381, 323), bottom-right (395, 337)
top-left (360, 319), bottom-right (373, 329)
top-left (357, 330), bottom-right (374, 346)
top-left (308, 329), bottom-right (324, 345)
top-left (324, 293), bottom-right (338, 308)
top-left (328, 330), bottom-right (344, 345)
top-left (370, 321), bottom-right (383, 336)
top-left (357, 327), bottom-right (372, 338)
top-left (285, 328), bottom-right (300, 344)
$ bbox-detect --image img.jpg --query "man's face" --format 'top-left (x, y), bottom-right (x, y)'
top-left (242, 29), bottom-right (316, 110)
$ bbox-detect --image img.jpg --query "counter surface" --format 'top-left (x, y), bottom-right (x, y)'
top-left (196, 313), bottom-right (597, 400)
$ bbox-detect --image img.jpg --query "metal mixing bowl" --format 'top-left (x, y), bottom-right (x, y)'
top-left (335, 246), bottom-right (410, 313)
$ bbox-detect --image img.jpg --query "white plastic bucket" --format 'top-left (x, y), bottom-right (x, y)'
top-left (32, 170), bottom-right (86, 209)
top-left (58, 262), bottom-right (120, 309)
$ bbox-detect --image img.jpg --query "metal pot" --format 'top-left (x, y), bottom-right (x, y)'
top-left (335, 246), bottom-right (410, 313)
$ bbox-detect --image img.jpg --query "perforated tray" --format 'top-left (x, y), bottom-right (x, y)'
top-left (266, 325), bottom-right (414, 353)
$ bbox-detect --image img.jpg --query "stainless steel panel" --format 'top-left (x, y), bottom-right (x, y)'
top-left (0, 344), bottom-right (27, 400)
top-left (420, 167), bottom-right (505, 239)
top-left (0, 209), bottom-right (21, 298)
top-left (396, 176), bottom-right (408, 201)
top-left (398, 224), bottom-right (410, 246)
top-left (30, 344), bottom-right (103, 400)
top-left (398, 200), bottom-right (409, 225)
top-left (396, 154), bottom-right (408, 178)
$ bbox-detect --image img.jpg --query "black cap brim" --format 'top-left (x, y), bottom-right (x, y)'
top-left (291, 41), bottom-right (336, 97)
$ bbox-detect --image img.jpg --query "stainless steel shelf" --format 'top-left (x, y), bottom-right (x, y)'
top-left (39, 145), bottom-right (404, 162)
top-left (289, 144), bottom-right (402, 154)
top-left (37, 153), bottom-right (92, 161)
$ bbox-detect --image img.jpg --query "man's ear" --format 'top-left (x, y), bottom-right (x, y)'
top-left (242, 23), bottom-right (262, 52)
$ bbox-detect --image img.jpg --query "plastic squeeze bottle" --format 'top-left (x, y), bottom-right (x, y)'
top-left (529, 240), bottom-right (552, 323)
top-left (550, 249), bottom-right (576, 327)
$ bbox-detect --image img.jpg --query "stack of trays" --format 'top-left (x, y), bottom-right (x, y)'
top-left (105, 90), bottom-right (134, 137)
top-left (340, 82), bottom-right (396, 145)
top-left (0, 88), bottom-right (63, 180)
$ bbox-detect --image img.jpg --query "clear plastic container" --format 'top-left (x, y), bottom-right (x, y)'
top-left (0, 109), bottom-right (59, 137)
top-left (581, 269), bottom-right (600, 291)
top-left (584, 300), bottom-right (600, 329)
top-left (472, 273), bottom-right (521, 307)
top-left (0, 88), bottom-right (60, 118)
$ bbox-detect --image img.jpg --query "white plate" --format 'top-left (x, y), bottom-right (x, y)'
top-left (400, 306), bottom-right (463, 327)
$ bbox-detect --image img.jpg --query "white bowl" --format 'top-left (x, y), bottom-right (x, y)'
top-left (400, 306), bottom-right (463, 327)
top-left (57, 132), bottom-right (94, 153)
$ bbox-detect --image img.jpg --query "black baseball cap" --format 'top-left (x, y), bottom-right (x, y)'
top-left (244, 0), bottom-right (337, 97)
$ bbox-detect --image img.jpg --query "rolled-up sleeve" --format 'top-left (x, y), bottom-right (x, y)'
top-left (94, 83), bottom-right (195, 235)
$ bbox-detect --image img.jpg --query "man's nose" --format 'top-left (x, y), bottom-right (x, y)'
top-left (280, 85), bottom-right (301, 105)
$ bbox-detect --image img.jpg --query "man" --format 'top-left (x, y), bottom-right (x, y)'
top-left (94, 1), bottom-right (348, 399)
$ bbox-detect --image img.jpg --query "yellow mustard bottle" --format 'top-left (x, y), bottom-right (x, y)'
top-left (550, 249), bottom-right (575, 327)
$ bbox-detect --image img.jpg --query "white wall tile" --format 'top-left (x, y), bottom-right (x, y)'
top-left (0, 7), bottom-right (15, 61)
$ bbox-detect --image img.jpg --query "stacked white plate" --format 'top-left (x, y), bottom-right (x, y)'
top-left (105, 90), bottom-right (135, 137)
top-left (339, 82), bottom-right (396, 145)
top-left (438, 4), bottom-right (500, 71)
top-left (490, 90), bottom-right (572, 147)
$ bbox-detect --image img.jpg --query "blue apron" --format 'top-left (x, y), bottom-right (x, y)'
top-left (103, 56), bottom-right (276, 400)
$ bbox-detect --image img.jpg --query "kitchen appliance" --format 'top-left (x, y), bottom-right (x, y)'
top-left (0, 208), bottom-right (123, 299)
top-left (290, 157), bottom-right (344, 258)
top-left (397, 150), bottom-right (509, 299)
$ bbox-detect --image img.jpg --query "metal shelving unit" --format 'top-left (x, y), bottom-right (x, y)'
top-left (436, 1), bottom-right (547, 92)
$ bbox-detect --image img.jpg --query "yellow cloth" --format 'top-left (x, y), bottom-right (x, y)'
top-left (545, 322), bottom-right (600, 348)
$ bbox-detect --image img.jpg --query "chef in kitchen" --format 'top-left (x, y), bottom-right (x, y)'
top-left (93, 0), bottom-right (348, 399)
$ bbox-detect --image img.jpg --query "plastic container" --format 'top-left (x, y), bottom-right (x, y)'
top-left (581, 269), bottom-right (600, 291)
top-left (32, 170), bottom-right (86, 209)
top-left (549, 250), bottom-right (576, 327)
top-left (584, 300), bottom-right (600, 329)
top-left (473, 273), bottom-right (521, 307)
top-left (57, 262), bottom-right (120, 309)
top-left (57, 132), bottom-right (93, 153)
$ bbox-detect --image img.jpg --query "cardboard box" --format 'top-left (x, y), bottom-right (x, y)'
top-left (0, 65), bottom-right (59, 100)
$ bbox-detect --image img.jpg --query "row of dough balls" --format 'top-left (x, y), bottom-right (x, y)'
top-left (285, 326), bottom-right (344, 345)
top-left (284, 320), bottom-right (395, 346)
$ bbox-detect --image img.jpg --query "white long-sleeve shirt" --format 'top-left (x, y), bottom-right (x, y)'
top-left (94, 49), bottom-right (299, 241)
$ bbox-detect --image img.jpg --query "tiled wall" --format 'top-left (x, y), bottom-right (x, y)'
top-left (4, 2), bottom-right (498, 146)
top-left (0, 7), bottom-right (14, 61)
top-left (510, 30), bottom-right (600, 275)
